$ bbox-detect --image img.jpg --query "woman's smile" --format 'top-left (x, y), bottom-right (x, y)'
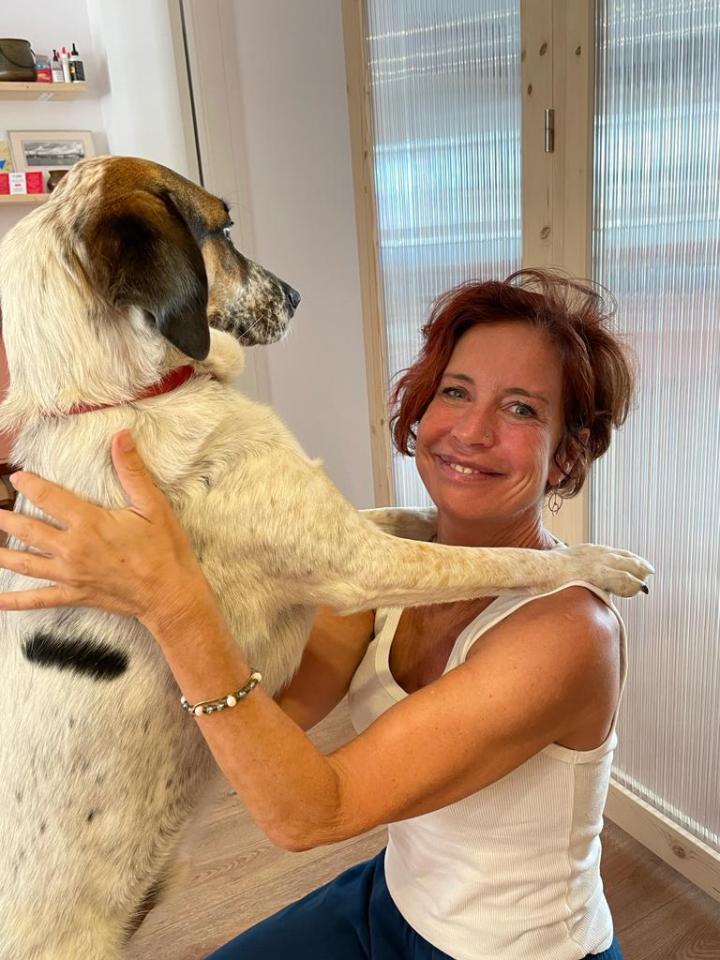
top-left (434, 454), bottom-right (504, 480)
top-left (415, 320), bottom-right (566, 545)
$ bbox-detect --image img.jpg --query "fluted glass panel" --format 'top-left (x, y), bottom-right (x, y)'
top-left (592, 0), bottom-right (720, 849)
top-left (364, 0), bottom-right (522, 506)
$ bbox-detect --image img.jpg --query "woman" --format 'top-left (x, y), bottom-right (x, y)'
top-left (0, 270), bottom-right (636, 959)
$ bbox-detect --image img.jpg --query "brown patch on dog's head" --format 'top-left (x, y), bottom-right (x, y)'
top-left (52, 156), bottom-right (300, 360)
top-left (82, 188), bottom-right (210, 359)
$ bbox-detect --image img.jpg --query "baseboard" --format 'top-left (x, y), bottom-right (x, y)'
top-left (605, 779), bottom-right (720, 903)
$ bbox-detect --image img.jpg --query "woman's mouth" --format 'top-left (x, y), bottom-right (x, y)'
top-left (436, 455), bottom-right (502, 478)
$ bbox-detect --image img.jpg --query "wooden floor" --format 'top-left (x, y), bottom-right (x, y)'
top-left (128, 703), bottom-right (720, 960)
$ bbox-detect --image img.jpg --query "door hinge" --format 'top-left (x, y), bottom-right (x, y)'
top-left (544, 108), bottom-right (555, 153)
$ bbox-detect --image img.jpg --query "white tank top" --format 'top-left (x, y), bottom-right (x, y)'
top-left (347, 580), bottom-right (626, 960)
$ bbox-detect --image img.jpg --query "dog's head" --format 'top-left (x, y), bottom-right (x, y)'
top-left (47, 155), bottom-right (300, 360)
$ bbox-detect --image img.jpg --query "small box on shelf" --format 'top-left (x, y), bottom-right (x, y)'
top-left (0, 171), bottom-right (44, 195)
top-left (34, 55), bottom-right (53, 83)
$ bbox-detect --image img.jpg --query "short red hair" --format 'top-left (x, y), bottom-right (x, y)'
top-left (389, 269), bottom-right (635, 498)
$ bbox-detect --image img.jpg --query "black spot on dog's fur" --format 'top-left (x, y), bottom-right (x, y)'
top-left (23, 633), bottom-right (128, 680)
top-left (124, 873), bottom-right (169, 941)
top-left (86, 810), bottom-right (96, 823)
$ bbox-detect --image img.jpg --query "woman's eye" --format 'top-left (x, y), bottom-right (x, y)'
top-left (441, 386), bottom-right (467, 400)
top-left (511, 402), bottom-right (536, 418)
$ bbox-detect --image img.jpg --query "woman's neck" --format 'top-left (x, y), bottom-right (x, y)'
top-left (435, 510), bottom-right (555, 551)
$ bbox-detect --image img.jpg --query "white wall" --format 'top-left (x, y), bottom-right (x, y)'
top-left (84, 0), bottom-right (193, 175)
top-left (228, 0), bottom-right (375, 507)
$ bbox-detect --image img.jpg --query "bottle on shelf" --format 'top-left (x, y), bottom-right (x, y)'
top-left (51, 50), bottom-right (64, 83)
top-left (69, 43), bottom-right (85, 82)
top-left (59, 47), bottom-right (71, 83)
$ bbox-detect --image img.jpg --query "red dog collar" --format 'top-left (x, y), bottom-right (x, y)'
top-left (67, 365), bottom-right (196, 416)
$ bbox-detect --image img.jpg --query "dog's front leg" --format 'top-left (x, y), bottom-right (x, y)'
top-left (282, 528), bottom-right (652, 614)
top-left (239, 455), bottom-right (651, 614)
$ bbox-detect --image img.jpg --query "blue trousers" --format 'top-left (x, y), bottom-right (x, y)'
top-left (206, 850), bottom-right (624, 960)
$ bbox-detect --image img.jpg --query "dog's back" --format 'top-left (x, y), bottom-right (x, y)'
top-left (0, 156), bottom-right (305, 958)
top-left (0, 342), bottom-right (320, 958)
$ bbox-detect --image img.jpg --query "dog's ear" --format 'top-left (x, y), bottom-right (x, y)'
top-left (84, 191), bottom-right (210, 360)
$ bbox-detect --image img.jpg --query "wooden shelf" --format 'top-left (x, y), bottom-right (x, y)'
top-left (0, 194), bottom-right (49, 205)
top-left (0, 81), bottom-right (88, 101)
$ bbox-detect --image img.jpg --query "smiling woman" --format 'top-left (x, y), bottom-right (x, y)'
top-left (194, 270), bottom-right (635, 959)
top-left (390, 269), bottom-right (635, 545)
top-left (414, 322), bottom-right (566, 544)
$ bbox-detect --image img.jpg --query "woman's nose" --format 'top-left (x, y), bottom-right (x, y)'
top-left (450, 410), bottom-right (495, 447)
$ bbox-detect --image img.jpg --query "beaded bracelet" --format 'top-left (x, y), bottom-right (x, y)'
top-left (180, 669), bottom-right (263, 718)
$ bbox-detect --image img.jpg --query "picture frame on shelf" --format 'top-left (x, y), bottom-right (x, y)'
top-left (7, 130), bottom-right (95, 181)
top-left (0, 140), bottom-right (12, 172)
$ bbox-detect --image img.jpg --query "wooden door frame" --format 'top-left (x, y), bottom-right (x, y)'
top-left (341, 0), bottom-right (394, 506)
top-left (521, 0), bottom-right (595, 545)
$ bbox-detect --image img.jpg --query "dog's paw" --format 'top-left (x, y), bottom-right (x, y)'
top-left (555, 543), bottom-right (655, 598)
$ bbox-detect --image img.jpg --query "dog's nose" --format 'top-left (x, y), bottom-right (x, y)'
top-left (280, 281), bottom-right (301, 315)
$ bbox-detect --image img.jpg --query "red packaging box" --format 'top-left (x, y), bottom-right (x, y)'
top-left (0, 173), bottom-right (9, 195)
top-left (25, 172), bottom-right (44, 194)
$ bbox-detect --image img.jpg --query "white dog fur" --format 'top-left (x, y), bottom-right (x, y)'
top-left (0, 157), bottom-right (651, 959)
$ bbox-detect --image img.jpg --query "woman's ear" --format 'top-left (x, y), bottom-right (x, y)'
top-left (548, 429), bottom-right (590, 489)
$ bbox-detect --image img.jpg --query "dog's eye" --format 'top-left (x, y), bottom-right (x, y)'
top-left (223, 225), bottom-right (234, 240)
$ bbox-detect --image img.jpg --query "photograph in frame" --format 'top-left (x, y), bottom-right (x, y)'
top-left (8, 130), bottom-right (96, 180)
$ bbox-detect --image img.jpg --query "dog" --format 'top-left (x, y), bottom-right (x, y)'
top-left (0, 156), bottom-right (651, 959)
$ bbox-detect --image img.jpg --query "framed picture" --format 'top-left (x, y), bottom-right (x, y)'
top-left (7, 130), bottom-right (95, 177)
top-left (0, 140), bottom-right (12, 172)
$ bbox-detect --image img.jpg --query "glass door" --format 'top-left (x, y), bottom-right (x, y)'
top-left (591, 0), bottom-right (720, 849)
top-left (364, 0), bottom-right (523, 505)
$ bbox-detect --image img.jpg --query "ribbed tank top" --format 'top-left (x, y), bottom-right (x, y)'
top-left (347, 580), bottom-right (626, 960)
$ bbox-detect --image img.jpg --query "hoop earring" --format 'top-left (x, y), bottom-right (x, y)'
top-left (548, 490), bottom-right (562, 515)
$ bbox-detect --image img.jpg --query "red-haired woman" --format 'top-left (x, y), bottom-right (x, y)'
top-left (0, 271), bottom-right (635, 959)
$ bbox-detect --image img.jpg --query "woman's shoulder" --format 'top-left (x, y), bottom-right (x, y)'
top-left (530, 581), bottom-right (617, 619)
top-left (467, 583), bottom-right (620, 671)
top-left (511, 584), bottom-right (620, 643)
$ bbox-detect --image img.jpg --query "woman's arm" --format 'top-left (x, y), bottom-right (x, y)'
top-left (275, 606), bottom-right (375, 730)
top-left (0, 432), bottom-right (618, 853)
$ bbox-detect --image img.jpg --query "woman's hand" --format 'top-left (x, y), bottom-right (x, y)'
top-left (0, 430), bottom-right (211, 629)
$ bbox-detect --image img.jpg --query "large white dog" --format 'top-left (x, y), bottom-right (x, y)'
top-left (0, 157), bottom-right (651, 959)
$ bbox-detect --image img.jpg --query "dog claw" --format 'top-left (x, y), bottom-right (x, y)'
top-left (641, 584), bottom-right (649, 595)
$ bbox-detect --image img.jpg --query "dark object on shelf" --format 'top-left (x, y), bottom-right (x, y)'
top-left (69, 43), bottom-right (85, 82)
top-left (47, 169), bottom-right (70, 192)
top-left (0, 39), bottom-right (35, 82)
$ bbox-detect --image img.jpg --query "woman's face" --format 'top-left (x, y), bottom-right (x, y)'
top-left (415, 320), bottom-right (568, 538)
